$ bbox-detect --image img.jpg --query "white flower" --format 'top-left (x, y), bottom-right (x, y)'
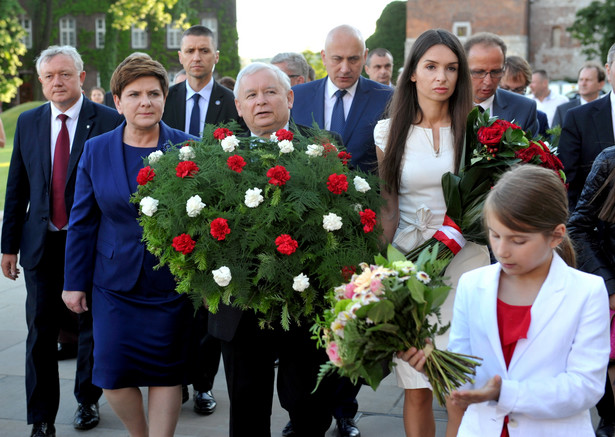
top-left (278, 139), bottom-right (294, 153)
top-left (147, 150), bottom-right (163, 164)
top-left (305, 144), bottom-right (324, 157)
top-left (353, 203), bottom-right (363, 212)
top-left (270, 133), bottom-right (279, 142)
top-left (244, 187), bottom-right (264, 208)
top-left (179, 145), bottom-right (195, 161)
top-left (417, 271), bottom-right (431, 284)
top-left (353, 176), bottom-right (371, 193)
top-left (221, 135), bottom-right (239, 152)
top-left (323, 213), bottom-right (343, 232)
top-left (212, 266), bottom-right (232, 286)
top-left (139, 196), bottom-right (159, 216)
top-left (186, 194), bottom-right (206, 217)
top-left (292, 273), bottom-right (310, 292)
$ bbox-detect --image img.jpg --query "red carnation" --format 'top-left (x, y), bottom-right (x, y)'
top-left (341, 266), bottom-right (357, 281)
top-left (214, 128), bottom-right (233, 140)
top-left (477, 119), bottom-right (521, 146)
top-left (359, 209), bottom-right (377, 233)
top-left (275, 129), bottom-right (294, 141)
top-left (172, 233), bottom-right (196, 255)
top-left (137, 166), bottom-right (155, 185)
top-left (515, 142), bottom-right (548, 164)
top-left (176, 160), bottom-right (200, 178)
top-left (267, 165), bottom-right (291, 186)
top-left (327, 174), bottom-right (348, 194)
top-left (210, 218), bottom-right (231, 241)
top-left (338, 151), bottom-right (352, 165)
top-left (227, 155), bottom-right (246, 173)
top-left (275, 234), bottom-right (298, 255)
top-left (323, 142), bottom-right (338, 157)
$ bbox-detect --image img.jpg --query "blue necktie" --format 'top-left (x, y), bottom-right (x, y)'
top-left (189, 93), bottom-right (201, 136)
top-left (330, 89), bottom-right (347, 135)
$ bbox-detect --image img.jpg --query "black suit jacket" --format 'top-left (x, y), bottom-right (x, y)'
top-left (559, 93), bottom-right (614, 210)
top-left (208, 123), bottom-right (342, 342)
top-left (1, 99), bottom-right (123, 270)
top-left (552, 97), bottom-right (580, 128)
top-left (162, 80), bottom-right (241, 132)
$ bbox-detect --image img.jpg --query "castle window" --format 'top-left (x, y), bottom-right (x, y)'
top-left (131, 25), bottom-right (148, 49)
top-left (453, 22), bottom-right (471, 38)
top-left (96, 18), bottom-right (105, 49)
top-left (59, 17), bottom-right (76, 47)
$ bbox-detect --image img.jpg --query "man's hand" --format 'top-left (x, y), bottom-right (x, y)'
top-left (449, 375), bottom-right (502, 409)
top-left (1, 254), bottom-right (20, 280)
top-left (62, 290), bottom-right (89, 313)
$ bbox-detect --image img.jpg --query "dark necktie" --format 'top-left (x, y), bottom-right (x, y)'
top-left (330, 89), bottom-right (347, 135)
top-left (476, 105), bottom-right (485, 113)
top-left (189, 93), bottom-right (201, 136)
top-left (51, 114), bottom-right (70, 230)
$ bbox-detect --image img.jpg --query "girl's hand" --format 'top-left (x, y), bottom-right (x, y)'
top-left (397, 339), bottom-right (433, 373)
top-left (449, 375), bottom-right (502, 409)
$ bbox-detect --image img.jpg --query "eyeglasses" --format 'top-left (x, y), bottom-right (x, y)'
top-left (500, 85), bottom-right (527, 95)
top-left (287, 75), bottom-right (300, 79)
top-left (470, 69), bottom-right (506, 79)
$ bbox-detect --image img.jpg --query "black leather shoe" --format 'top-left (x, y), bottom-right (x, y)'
top-left (31, 423), bottom-right (55, 437)
top-left (337, 418), bottom-right (361, 437)
top-left (282, 420), bottom-right (295, 437)
top-left (57, 342), bottom-right (78, 360)
top-left (73, 403), bottom-right (100, 430)
top-left (182, 385), bottom-right (189, 404)
top-left (193, 390), bottom-right (216, 415)
top-left (596, 418), bottom-right (615, 437)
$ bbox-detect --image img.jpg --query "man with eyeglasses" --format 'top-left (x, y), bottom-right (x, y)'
top-left (464, 32), bottom-right (539, 135)
top-left (272, 52), bottom-right (311, 86)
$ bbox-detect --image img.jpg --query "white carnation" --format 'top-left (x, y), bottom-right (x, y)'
top-left (244, 187), bottom-right (264, 208)
top-left (186, 194), bottom-right (206, 217)
top-left (270, 133), bottom-right (279, 142)
top-left (221, 135), bottom-right (239, 152)
top-left (212, 266), bottom-right (232, 286)
top-left (292, 273), bottom-right (310, 292)
top-left (179, 146), bottom-right (195, 161)
top-left (139, 196), bottom-right (159, 216)
top-left (147, 150), bottom-right (163, 164)
top-left (278, 139), bottom-right (294, 154)
top-left (305, 144), bottom-right (324, 157)
top-left (353, 176), bottom-right (371, 193)
top-left (323, 212), bottom-right (343, 232)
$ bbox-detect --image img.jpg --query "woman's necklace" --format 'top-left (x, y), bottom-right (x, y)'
top-left (421, 125), bottom-right (440, 157)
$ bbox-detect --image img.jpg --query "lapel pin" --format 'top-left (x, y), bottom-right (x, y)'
top-left (215, 100), bottom-right (221, 106)
top-left (86, 125), bottom-right (90, 129)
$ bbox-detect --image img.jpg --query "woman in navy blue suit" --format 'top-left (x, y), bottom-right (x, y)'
top-left (62, 55), bottom-right (195, 437)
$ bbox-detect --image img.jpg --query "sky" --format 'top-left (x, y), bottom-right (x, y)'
top-left (235, 0), bottom-right (398, 60)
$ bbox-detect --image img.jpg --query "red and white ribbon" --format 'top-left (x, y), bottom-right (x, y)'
top-left (433, 215), bottom-right (466, 255)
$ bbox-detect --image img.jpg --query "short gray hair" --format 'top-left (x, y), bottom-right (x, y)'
top-left (607, 42), bottom-right (615, 67)
top-left (234, 62), bottom-right (291, 98)
top-left (271, 52), bottom-right (310, 81)
top-left (36, 45), bottom-right (84, 76)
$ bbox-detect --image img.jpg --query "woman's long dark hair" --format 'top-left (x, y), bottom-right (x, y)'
top-left (380, 29), bottom-right (473, 194)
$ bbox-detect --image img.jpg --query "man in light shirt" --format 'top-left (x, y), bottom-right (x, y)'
top-left (528, 69), bottom-right (569, 127)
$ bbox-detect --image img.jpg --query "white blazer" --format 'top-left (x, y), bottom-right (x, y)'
top-left (449, 253), bottom-right (610, 437)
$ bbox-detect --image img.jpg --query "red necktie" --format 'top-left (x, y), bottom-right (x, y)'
top-left (51, 114), bottom-right (70, 230)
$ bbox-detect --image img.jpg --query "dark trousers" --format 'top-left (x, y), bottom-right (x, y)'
top-left (220, 312), bottom-right (333, 437)
top-left (597, 371), bottom-right (615, 423)
top-left (331, 376), bottom-right (361, 419)
top-left (191, 306), bottom-right (221, 392)
top-left (23, 231), bottom-right (101, 424)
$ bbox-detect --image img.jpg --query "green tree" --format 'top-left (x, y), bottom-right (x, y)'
top-left (365, 1), bottom-right (407, 82)
top-left (0, 0), bottom-right (27, 102)
top-left (302, 49), bottom-right (326, 80)
top-left (568, 0), bottom-right (614, 63)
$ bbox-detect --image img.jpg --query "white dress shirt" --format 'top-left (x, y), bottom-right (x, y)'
top-left (184, 78), bottom-right (214, 134)
top-left (324, 78), bottom-right (358, 131)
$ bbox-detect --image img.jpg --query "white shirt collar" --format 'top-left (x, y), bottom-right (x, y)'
top-left (50, 93), bottom-right (84, 120)
top-left (477, 94), bottom-right (495, 113)
top-left (326, 77), bottom-right (359, 99)
top-left (186, 77), bottom-right (214, 102)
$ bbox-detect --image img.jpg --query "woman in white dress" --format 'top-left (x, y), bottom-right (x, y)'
top-left (375, 29), bottom-right (490, 437)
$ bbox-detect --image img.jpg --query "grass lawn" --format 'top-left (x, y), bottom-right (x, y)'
top-left (0, 101), bottom-right (45, 211)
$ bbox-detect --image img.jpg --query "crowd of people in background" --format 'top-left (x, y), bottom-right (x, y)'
top-left (2, 17), bottom-right (615, 437)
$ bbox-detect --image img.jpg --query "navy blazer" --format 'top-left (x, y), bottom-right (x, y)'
top-left (1, 99), bottom-right (123, 269)
top-left (492, 88), bottom-right (539, 135)
top-left (63, 121), bottom-right (195, 293)
top-left (559, 93), bottom-right (614, 210)
top-left (162, 80), bottom-right (242, 133)
top-left (291, 76), bottom-right (393, 173)
top-left (552, 97), bottom-right (580, 128)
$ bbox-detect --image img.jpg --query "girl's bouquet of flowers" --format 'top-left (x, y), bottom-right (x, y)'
top-left (313, 244), bottom-right (481, 405)
top-left (132, 123), bottom-right (385, 329)
top-left (406, 108), bottom-right (567, 264)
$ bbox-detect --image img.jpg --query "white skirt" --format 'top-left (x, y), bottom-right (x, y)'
top-left (394, 241), bottom-right (490, 389)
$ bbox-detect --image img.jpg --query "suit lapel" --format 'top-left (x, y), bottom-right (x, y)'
top-left (479, 265), bottom-right (509, 374)
top-left (592, 94), bottom-right (614, 147)
top-left (311, 79), bottom-right (326, 128)
top-left (507, 254), bottom-right (566, 372)
top-left (205, 81), bottom-right (223, 125)
top-left (343, 77), bottom-right (369, 144)
top-left (173, 81), bottom-right (187, 130)
top-left (108, 122), bottom-right (134, 203)
top-left (39, 104), bottom-right (52, 186)
top-left (68, 99), bottom-right (95, 182)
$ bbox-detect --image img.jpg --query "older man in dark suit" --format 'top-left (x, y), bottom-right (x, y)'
top-left (1, 45), bottom-right (122, 437)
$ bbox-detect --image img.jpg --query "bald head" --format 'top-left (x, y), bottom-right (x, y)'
top-left (321, 25), bottom-right (367, 89)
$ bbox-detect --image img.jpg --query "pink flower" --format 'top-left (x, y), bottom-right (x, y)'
top-left (370, 278), bottom-right (383, 293)
top-left (344, 283), bottom-right (356, 299)
top-left (326, 341), bottom-right (343, 367)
